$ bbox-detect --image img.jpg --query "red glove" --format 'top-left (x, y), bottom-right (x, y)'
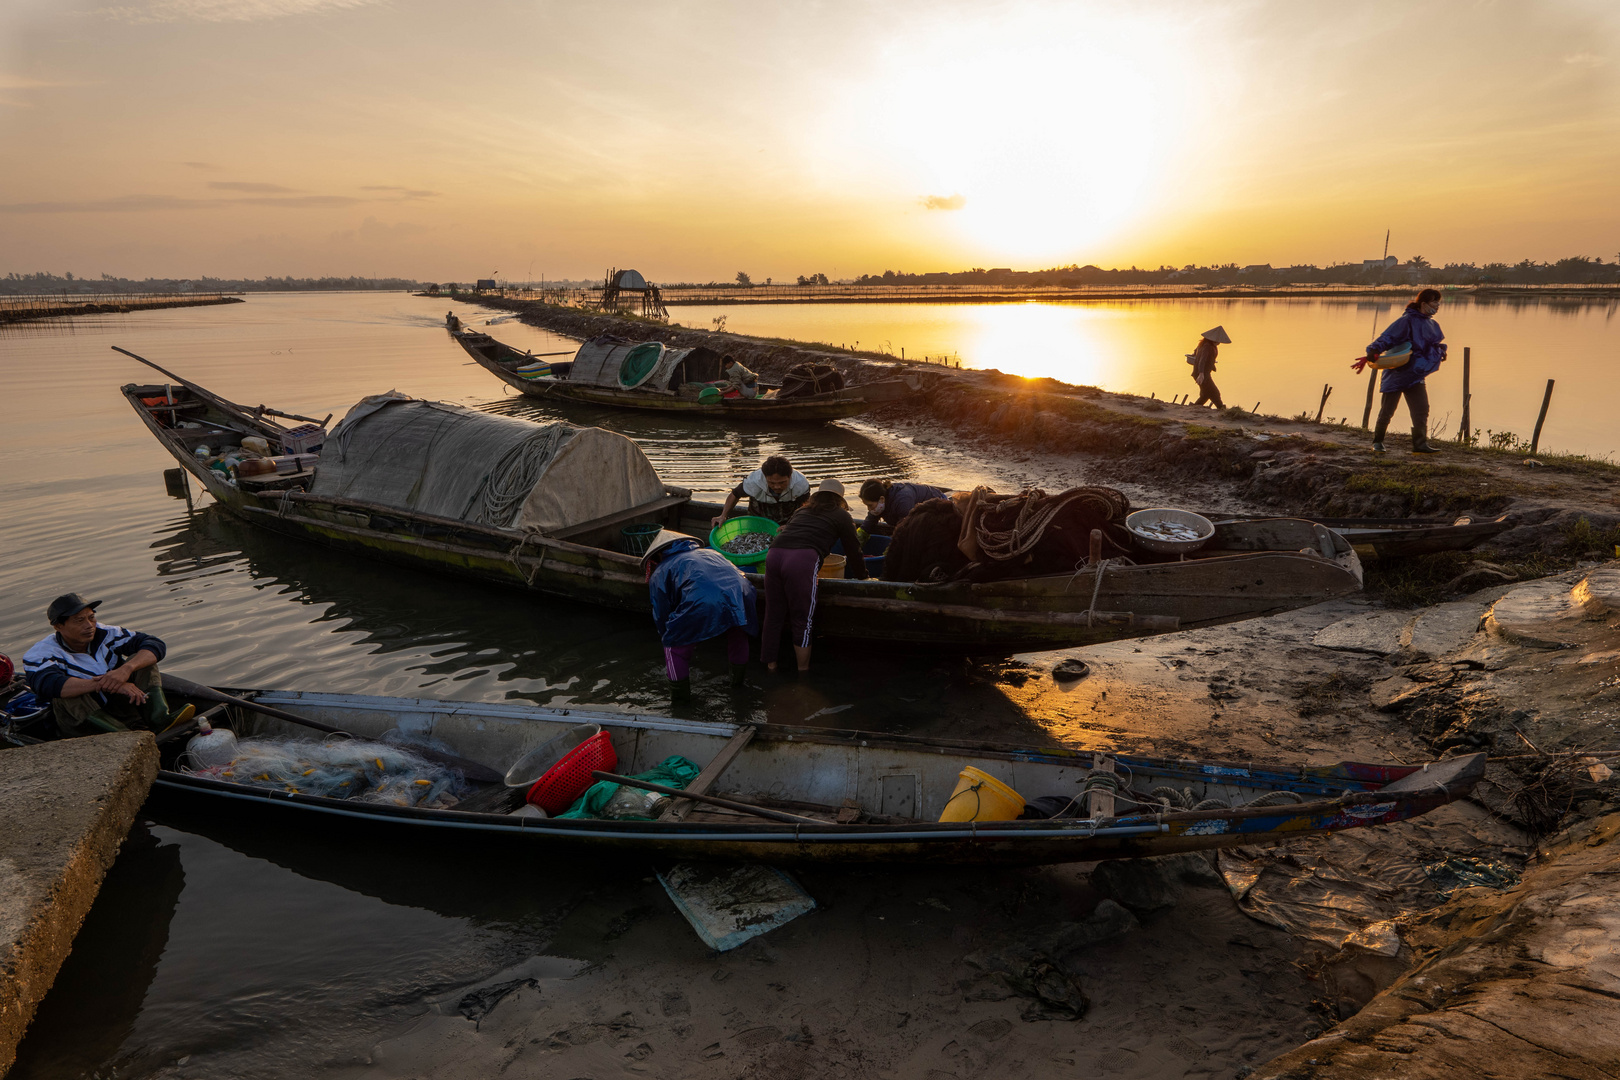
top-left (1351, 353), bottom-right (1380, 374)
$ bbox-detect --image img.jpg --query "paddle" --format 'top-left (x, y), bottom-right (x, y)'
top-left (591, 770), bottom-right (825, 825)
top-left (159, 673), bottom-right (503, 784)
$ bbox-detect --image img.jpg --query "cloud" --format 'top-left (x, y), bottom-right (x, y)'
top-left (0, 193), bottom-right (363, 212)
top-left (920, 193), bottom-right (967, 211)
top-left (208, 180), bottom-right (300, 193)
top-left (94, 0), bottom-right (385, 24)
top-left (1564, 52), bottom-right (1607, 67)
top-left (181, 161), bottom-right (219, 170)
top-left (0, 75), bottom-right (80, 89)
top-left (360, 185), bottom-right (441, 199)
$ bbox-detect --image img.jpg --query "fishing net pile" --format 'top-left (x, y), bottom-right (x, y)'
top-left (182, 733), bottom-right (470, 808)
top-left (777, 363), bottom-right (845, 399)
top-left (880, 486), bottom-right (1135, 583)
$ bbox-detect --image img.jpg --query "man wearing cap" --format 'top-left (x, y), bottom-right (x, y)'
top-left (22, 593), bottom-right (190, 737)
top-left (642, 531), bottom-right (758, 705)
top-left (1188, 326), bottom-right (1230, 409)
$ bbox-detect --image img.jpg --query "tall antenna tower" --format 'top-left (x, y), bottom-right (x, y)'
top-left (1383, 229), bottom-right (1390, 261)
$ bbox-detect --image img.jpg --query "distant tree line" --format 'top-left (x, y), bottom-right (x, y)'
top-left (1, 272), bottom-right (424, 294)
top-left (850, 256), bottom-right (1619, 288)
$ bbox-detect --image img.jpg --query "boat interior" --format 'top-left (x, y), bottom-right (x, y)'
top-left (154, 690), bottom-right (1410, 826)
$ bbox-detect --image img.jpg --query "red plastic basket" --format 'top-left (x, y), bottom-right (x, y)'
top-left (526, 730), bottom-right (617, 813)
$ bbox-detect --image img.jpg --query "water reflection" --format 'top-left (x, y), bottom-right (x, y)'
top-left (679, 295), bottom-right (1620, 457)
top-left (148, 505), bottom-right (1039, 738)
top-left (484, 396), bottom-right (921, 497)
top-left (10, 827), bottom-right (184, 1080)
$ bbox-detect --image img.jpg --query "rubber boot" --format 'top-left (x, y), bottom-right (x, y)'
top-left (1410, 425), bottom-right (1440, 454)
top-left (669, 677), bottom-right (692, 705)
top-left (729, 664), bottom-right (747, 688)
top-left (1371, 419), bottom-right (1388, 453)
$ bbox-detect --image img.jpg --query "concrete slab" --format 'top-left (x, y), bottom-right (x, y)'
top-left (1405, 599), bottom-right (1488, 659)
top-left (1312, 610), bottom-right (1415, 655)
top-left (0, 732), bottom-right (158, 1074)
top-left (1486, 572), bottom-right (1595, 648)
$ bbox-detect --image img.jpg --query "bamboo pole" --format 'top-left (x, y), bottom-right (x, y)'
top-left (1314, 384), bottom-right (1333, 423)
top-left (1456, 347), bottom-right (1471, 443)
top-left (1362, 367), bottom-right (1378, 429)
top-left (1530, 378), bottom-right (1555, 453)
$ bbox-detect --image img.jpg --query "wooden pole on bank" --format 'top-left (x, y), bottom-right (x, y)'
top-left (1530, 378), bottom-right (1555, 454)
top-left (1314, 384), bottom-right (1333, 424)
top-left (1362, 367), bottom-right (1377, 429)
top-left (1456, 347), bottom-right (1471, 443)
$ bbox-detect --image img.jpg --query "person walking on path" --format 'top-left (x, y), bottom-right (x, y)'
top-left (1189, 326), bottom-right (1229, 408)
top-left (762, 480), bottom-right (868, 674)
top-left (1356, 288), bottom-right (1448, 454)
top-left (23, 593), bottom-right (192, 737)
top-left (643, 531), bottom-right (757, 705)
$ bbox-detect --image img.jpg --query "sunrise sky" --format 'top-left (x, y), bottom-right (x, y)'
top-left (2, 0), bottom-right (1616, 282)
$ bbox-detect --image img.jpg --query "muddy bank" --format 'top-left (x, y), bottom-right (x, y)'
top-left (479, 298), bottom-right (1620, 575)
top-left (0, 295), bottom-right (243, 324)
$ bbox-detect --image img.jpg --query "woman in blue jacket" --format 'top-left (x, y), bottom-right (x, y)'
top-left (643, 530), bottom-right (757, 704)
top-left (1362, 288), bottom-right (1448, 454)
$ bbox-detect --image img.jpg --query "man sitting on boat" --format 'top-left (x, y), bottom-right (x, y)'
top-left (711, 455), bottom-right (810, 527)
top-left (642, 531), bottom-right (757, 704)
top-left (22, 593), bottom-right (192, 738)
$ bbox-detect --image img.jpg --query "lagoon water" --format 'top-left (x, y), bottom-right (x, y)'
top-left (678, 295), bottom-right (1620, 458)
top-left (2, 289), bottom-right (1609, 1074)
top-left (0, 292), bottom-right (1021, 1077)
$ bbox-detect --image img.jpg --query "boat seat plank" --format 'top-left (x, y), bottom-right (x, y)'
top-left (662, 725), bottom-right (757, 822)
top-left (546, 492), bottom-right (691, 541)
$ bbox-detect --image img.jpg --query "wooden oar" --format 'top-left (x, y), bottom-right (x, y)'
top-left (159, 673), bottom-right (503, 784)
top-left (660, 725), bottom-right (755, 822)
top-left (592, 771), bottom-right (826, 825)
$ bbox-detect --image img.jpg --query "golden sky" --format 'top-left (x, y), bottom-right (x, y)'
top-left (2, 0), bottom-right (1616, 281)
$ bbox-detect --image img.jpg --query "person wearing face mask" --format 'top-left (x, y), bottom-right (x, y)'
top-left (856, 479), bottom-right (951, 535)
top-left (1360, 288), bottom-right (1449, 454)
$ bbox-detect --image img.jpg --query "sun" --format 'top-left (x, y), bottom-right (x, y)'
top-left (827, 5), bottom-right (1200, 266)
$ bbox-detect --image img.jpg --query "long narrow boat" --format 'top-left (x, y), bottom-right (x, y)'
top-left (1205, 512), bottom-right (1514, 559)
top-left (119, 356), bottom-right (1363, 652)
top-left (453, 327), bottom-right (924, 422)
top-left (16, 685), bottom-right (1485, 867)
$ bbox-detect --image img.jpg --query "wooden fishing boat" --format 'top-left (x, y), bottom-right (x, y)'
top-left (38, 684), bottom-right (1484, 867)
top-left (1201, 511), bottom-right (1513, 559)
top-left (453, 327), bottom-right (924, 422)
top-left (119, 354), bottom-right (1362, 653)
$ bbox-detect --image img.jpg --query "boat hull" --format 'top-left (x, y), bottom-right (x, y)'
top-left (123, 381), bottom-right (1361, 652)
top-left (137, 689), bottom-right (1482, 867)
top-left (455, 329), bottom-right (920, 421)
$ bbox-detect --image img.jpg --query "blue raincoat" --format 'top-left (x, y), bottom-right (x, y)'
top-left (1368, 305), bottom-right (1447, 393)
top-left (648, 541), bottom-right (758, 648)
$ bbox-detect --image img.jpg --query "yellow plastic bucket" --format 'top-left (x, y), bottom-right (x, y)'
top-left (817, 554), bottom-right (846, 579)
top-left (938, 766), bottom-right (1025, 822)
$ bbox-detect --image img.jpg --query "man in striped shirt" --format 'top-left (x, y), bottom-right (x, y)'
top-left (22, 593), bottom-right (189, 737)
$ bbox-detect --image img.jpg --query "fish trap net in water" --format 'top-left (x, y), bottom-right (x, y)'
top-left (182, 733), bottom-right (470, 808)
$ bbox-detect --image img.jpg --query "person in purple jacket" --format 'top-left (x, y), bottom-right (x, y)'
top-left (1363, 288), bottom-right (1448, 454)
top-left (856, 479), bottom-right (951, 535)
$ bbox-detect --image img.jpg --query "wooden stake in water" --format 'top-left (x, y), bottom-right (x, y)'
top-left (1362, 367), bottom-right (1378, 429)
top-left (1314, 383), bottom-right (1333, 424)
top-left (1456, 347), bottom-right (1472, 443)
top-left (1531, 378), bottom-right (1555, 454)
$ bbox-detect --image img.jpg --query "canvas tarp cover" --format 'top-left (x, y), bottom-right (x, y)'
top-left (312, 394), bottom-right (665, 534)
top-left (569, 335), bottom-right (637, 388)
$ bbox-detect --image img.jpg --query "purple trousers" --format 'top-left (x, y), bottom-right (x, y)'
top-left (762, 546), bottom-right (821, 665)
top-left (664, 627), bottom-right (750, 681)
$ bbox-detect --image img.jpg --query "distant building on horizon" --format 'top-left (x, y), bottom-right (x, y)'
top-left (1362, 256), bottom-right (1399, 271)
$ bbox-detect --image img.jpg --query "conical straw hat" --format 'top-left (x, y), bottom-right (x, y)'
top-left (1201, 326), bottom-right (1231, 344)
